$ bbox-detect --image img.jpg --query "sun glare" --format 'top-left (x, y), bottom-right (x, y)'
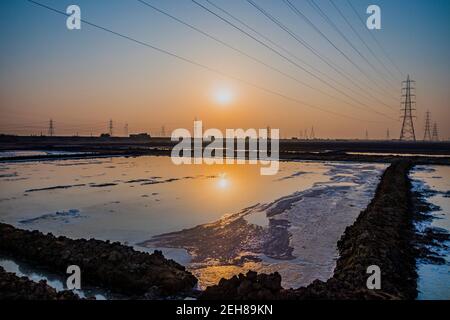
top-left (217, 173), bottom-right (230, 189)
top-left (213, 88), bottom-right (234, 105)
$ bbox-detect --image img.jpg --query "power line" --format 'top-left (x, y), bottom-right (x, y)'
top-left (135, 1), bottom-right (358, 114)
top-left (283, 0), bottom-right (397, 101)
top-left (346, 0), bottom-right (403, 78)
top-left (138, 0), bottom-right (393, 120)
top-left (206, 0), bottom-right (396, 112)
top-left (308, 0), bottom-right (397, 90)
top-left (207, 0), bottom-right (397, 113)
top-left (26, 0), bottom-right (379, 123)
top-left (191, 0), bottom-right (396, 120)
top-left (328, 0), bottom-right (400, 83)
top-left (247, 0), bottom-right (397, 112)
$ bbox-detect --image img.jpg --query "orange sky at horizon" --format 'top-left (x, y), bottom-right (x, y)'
top-left (0, 0), bottom-right (448, 140)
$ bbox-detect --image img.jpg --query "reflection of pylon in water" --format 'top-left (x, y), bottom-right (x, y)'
top-left (431, 122), bottom-right (439, 141)
top-left (423, 111), bottom-right (432, 141)
top-left (399, 75), bottom-right (416, 141)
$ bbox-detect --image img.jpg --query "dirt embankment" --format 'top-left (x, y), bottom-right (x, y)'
top-left (200, 160), bottom-right (418, 300)
top-left (0, 224), bottom-right (197, 298)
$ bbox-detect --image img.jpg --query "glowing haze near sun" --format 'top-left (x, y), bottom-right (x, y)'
top-left (213, 88), bottom-right (234, 106)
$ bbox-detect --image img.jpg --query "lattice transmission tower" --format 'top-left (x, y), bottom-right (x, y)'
top-left (109, 119), bottom-right (113, 136)
top-left (399, 75), bottom-right (416, 141)
top-left (48, 119), bottom-right (54, 137)
top-left (310, 126), bottom-right (315, 140)
top-left (423, 111), bottom-right (432, 141)
top-left (432, 122), bottom-right (439, 141)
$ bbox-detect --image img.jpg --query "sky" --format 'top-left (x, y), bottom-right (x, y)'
top-left (0, 0), bottom-right (449, 139)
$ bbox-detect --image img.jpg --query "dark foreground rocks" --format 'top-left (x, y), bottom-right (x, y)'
top-left (201, 160), bottom-right (417, 300)
top-left (0, 266), bottom-right (79, 300)
top-left (0, 224), bottom-right (197, 297)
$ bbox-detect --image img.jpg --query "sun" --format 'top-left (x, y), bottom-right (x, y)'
top-left (213, 88), bottom-right (234, 105)
top-left (216, 173), bottom-right (230, 189)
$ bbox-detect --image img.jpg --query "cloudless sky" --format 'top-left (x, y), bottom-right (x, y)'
top-left (0, 0), bottom-right (449, 139)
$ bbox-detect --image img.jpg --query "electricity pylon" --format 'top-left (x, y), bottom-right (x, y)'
top-left (423, 111), bottom-right (432, 141)
top-left (109, 119), bottom-right (113, 136)
top-left (399, 75), bottom-right (416, 141)
top-left (48, 119), bottom-right (54, 137)
top-left (432, 122), bottom-right (439, 141)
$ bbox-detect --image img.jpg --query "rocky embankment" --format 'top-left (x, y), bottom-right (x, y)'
top-left (0, 224), bottom-right (197, 297)
top-left (0, 266), bottom-right (79, 300)
top-left (200, 160), bottom-right (417, 300)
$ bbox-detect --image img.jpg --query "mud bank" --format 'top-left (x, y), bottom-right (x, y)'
top-left (0, 223), bottom-right (197, 297)
top-left (0, 266), bottom-right (79, 300)
top-left (200, 160), bottom-right (418, 299)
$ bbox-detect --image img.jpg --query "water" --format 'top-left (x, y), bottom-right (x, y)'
top-left (411, 165), bottom-right (450, 300)
top-left (0, 156), bottom-right (386, 290)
